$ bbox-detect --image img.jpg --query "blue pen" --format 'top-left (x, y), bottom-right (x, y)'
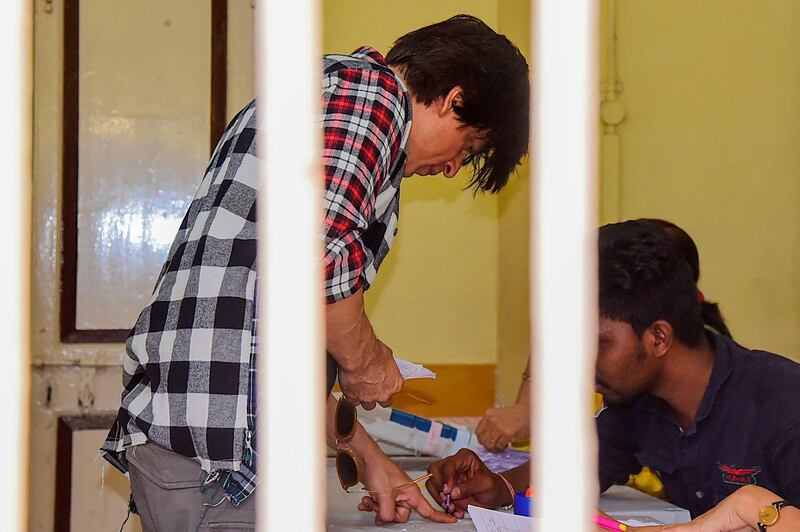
top-left (444, 493), bottom-right (451, 514)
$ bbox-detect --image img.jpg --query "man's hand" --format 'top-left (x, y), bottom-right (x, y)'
top-left (628, 485), bottom-right (800, 532)
top-left (425, 449), bottom-right (512, 519)
top-left (337, 338), bottom-right (403, 410)
top-left (476, 403), bottom-right (531, 451)
top-left (327, 290), bottom-right (403, 409)
top-left (347, 429), bottom-right (456, 525)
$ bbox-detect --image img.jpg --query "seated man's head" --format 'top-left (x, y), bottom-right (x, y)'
top-left (386, 15), bottom-right (529, 192)
top-left (596, 220), bottom-right (706, 406)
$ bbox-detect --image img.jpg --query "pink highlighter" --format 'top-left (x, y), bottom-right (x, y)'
top-left (594, 514), bottom-right (628, 531)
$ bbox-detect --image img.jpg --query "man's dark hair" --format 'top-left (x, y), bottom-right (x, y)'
top-left (638, 218), bottom-right (732, 338)
top-left (386, 14), bottom-right (529, 194)
top-left (598, 220), bottom-right (705, 347)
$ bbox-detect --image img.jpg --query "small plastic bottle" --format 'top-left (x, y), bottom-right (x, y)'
top-left (358, 405), bottom-right (479, 458)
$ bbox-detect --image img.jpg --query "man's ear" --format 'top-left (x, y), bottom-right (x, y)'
top-left (643, 320), bottom-right (673, 358)
top-left (439, 86), bottom-right (464, 116)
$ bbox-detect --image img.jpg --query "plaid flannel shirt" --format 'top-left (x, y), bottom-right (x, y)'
top-left (103, 47), bottom-right (412, 504)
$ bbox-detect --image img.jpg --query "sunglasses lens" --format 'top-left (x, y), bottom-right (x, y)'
top-left (336, 451), bottom-right (358, 489)
top-left (335, 399), bottom-right (356, 439)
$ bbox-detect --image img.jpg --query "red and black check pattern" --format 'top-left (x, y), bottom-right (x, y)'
top-left (322, 47), bottom-right (410, 301)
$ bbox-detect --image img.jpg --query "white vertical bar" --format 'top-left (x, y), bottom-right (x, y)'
top-left (531, 1), bottom-right (599, 531)
top-left (256, 0), bottom-right (325, 530)
top-left (0, 1), bottom-right (31, 530)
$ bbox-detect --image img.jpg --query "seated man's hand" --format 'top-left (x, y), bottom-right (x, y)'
top-left (337, 338), bottom-right (403, 410)
top-left (354, 441), bottom-right (456, 525)
top-left (476, 403), bottom-right (531, 451)
top-left (425, 449), bottom-right (512, 519)
top-left (626, 485), bottom-right (800, 532)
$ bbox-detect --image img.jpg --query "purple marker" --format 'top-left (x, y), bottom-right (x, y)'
top-left (444, 493), bottom-right (451, 514)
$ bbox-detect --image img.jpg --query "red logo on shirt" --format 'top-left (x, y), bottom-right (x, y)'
top-left (718, 464), bottom-right (761, 485)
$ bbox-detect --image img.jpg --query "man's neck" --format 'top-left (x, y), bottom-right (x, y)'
top-left (650, 335), bottom-right (716, 429)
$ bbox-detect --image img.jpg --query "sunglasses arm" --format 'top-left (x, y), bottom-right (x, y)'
top-left (363, 473), bottom-right (434, 495)
top-left (325, 394), bottom-right (341, 448)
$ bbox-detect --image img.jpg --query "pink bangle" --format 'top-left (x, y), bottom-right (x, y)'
top-left (497, 473), bottom-right (516, 508)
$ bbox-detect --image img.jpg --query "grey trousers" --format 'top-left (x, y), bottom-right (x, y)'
top-left (127, 443), bottom-right (255, 532)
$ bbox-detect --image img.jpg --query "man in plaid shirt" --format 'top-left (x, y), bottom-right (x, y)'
top-left (103, 15), bottom-right (529, 530)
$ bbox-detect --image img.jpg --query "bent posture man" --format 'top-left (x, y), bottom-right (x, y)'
top-left (422, 220), bottom-right (800, 520)
top-left (102, 15), bottom-right (529, 530)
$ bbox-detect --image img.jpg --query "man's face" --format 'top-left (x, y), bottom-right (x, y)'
top-left (595, 317), bottom-right (659, 407)
top-left (403, 88), bottom-right (488, 178)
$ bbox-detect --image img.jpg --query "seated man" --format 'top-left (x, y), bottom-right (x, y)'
top-left (417, 219), bottom-right (800, 519)
top-left (475, 218), bottom-right (732, 454)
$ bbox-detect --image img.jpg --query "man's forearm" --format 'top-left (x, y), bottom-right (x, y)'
top-left (515, 379), bottom-right (531, 406)
top-left (515, 358), bottom-right (531, 405)
top-left (326, 289), bottom-right (379, 372)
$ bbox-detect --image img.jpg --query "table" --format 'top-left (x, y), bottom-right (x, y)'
top-left (326, 457), bottom-right (691, 531)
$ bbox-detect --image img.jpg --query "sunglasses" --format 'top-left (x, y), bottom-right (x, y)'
top-left (334, 397), bottom-right (432, 494)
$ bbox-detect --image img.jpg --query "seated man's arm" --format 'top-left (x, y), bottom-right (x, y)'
top-left (632, 485), bottom-right (800, 531)
top-left (425, 449), bottom-right (521, 518)
top-left (476, 357), bottom-right (532, 451)
top-left (426, 405), bottom-right (641, 518)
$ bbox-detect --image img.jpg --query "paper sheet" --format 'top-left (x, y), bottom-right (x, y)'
top-left (395, 357), bottom-right (436, 380)
top-left (468, 505), bottom-right (536, 532)
top-left (617, 516), bottom-right (668, 526)
top-left (600, 485), bottom-right (691, 525)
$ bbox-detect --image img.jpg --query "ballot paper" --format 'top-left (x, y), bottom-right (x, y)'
top-left (468, 505), bottom-right (537, 531)
top-left (395, 357), bottom-right (437, 380)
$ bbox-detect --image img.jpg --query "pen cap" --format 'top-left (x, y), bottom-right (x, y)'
top-left (513, 492), bottom-right (534, 517)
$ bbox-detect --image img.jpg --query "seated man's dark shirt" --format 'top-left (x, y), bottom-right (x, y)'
top-left (597, 332), bottom-right (800, 517)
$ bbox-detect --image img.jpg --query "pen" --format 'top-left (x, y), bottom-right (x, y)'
top-left (443, 493), bottom-right (451, 514)
top-left (594, 514), bottom-right (628, 531)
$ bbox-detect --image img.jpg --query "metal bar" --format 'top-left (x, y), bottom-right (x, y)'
top-left (256, 0), bottom-right (325, 529)
top-left (531, 1), bottom-right (599, 530)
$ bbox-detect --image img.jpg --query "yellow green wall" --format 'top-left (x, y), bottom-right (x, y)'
top-left (323, 1), bottom-right (503, 365)
top-left (495, 0), bottom-right (533, 403)
top-left (604, 0), bottom-right (800, 360)
top-left (491, 0), bottom-right (800, 403)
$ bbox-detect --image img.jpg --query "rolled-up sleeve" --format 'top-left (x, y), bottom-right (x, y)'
top-left (320, 67), bottom-right (405, 303)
